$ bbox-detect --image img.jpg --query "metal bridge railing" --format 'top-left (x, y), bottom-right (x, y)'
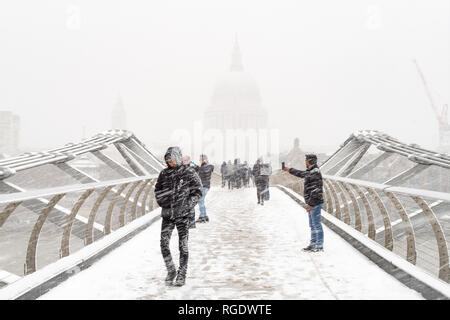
top-left (276, 171), bottom-right (450, 283)
top-left (0, 175), bottom-right (159, 278)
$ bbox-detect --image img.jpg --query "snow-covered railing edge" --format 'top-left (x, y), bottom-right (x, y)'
top-left (0, 174), bottom-right (160, 281)
top-left (0, 207), bottom-right (162, 300)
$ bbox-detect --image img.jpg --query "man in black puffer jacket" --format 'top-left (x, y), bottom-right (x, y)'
top-left (194, 154), bottom-right (214, 223)
top-left (154, 147), bottom-right (203, 286)
top-left (283, 154), bottom-right (324, 252)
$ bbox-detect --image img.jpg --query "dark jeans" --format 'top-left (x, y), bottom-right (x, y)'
top-left (160, 215), bottom-right (190, 277)
top-left (188, 210), bottom-right (195, 228)
top-left (308, 204), bottom-right (324, 247)
top-left (234, 176), bottom-right (242, 188)
top-left (255, 176), bottom-right (267, 203)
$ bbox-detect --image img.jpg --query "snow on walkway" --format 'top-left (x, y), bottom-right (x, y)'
top-left (40, 187), bottom-right (423, 300)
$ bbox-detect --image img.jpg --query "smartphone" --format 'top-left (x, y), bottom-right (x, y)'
top-left (281, 162), bottom-right (285, 170)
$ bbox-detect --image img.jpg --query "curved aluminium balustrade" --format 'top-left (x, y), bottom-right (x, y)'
top-left (275, 170), bottom-right (450, 283)
top-left (0, 175), bottom-right (159, 277)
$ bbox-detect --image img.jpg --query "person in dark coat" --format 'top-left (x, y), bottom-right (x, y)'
top-left (224, 160), bottom-right (233, 189)
top-left (194, 154), bottom-right (214, 223)
top-left (249, 166), bottom-right (254, 187)
top-left (220, 161), bottom-right (227, 187)
top-left (283, 154), bottom-right (324, 252)
top-left (233, 158), bottom-right (242, 189)
top-left (253, 157), bottom-right (268, 205)
top-left (155, 147), bottom-right (203, 286)
top-left (261, 162), bottom-right (272, 200)
top-left (242, 161), bottom-right (250, 187)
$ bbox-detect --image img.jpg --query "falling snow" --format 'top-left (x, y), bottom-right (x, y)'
top-left (40, 187), bottom-right (423, 300)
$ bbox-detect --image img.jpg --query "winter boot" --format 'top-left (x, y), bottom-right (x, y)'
top-left (165, 269), bottom-right (177, 285)
top-left (196, 217), bottom-right (205, 223)
top-left (302, 245), bottom-right (314, 252)
top-left (204, 216), bottom-right (210, 222)
top-left (311, 246), bottom-right (324, 252)
top-left (174, 271), bottom-right (186, 287)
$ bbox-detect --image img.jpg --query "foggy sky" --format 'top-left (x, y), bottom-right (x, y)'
top-left (0, 0), bottom-right (449, 156)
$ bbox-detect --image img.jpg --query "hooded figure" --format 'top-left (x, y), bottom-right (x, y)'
top-left (154, 146), bottom-right (203, 286)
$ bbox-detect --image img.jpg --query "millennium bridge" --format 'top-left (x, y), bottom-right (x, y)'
top-left (0, 130), bottom-right (449, 300)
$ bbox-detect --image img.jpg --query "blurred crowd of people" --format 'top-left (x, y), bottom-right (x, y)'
top-left (220, 159), bottom-right (253, 190)
top-left (220, 157), bottom-right (272, 205)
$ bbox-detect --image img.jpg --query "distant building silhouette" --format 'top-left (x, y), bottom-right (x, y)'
top-left (203, 36), bottom-right (268, 132)
top-left (0, 111), bottom-right (20, 157)
top-left (280, 138), bottom-right (306, 170)
top-left (203, 36), bottom-right (270, 163)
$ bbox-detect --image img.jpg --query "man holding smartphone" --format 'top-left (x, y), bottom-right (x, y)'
top-left (282, 154), bottom-right (324, 252)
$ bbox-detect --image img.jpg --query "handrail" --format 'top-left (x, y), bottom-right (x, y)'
top-left (0, 130), bottom-right (165, 180)
top-left (0, 175), bottom-right (158, 205)
top-left (276, 129), bottom-right (450, 284)
top-left (322, 174), bottom-right (450, 202)
top-left (0, 174), bottom-right (160, 279)
top-left (0, 129), bottom-right (166, 290)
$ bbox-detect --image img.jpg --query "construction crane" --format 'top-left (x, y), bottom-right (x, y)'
top-left (413, 59), bottom-right (450, 154)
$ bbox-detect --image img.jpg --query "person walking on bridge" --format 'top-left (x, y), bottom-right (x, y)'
top-left (249, 166), bottom-right (254, 187)
top-left (224, 160), bottom-right (233, 189)
top-left (194, 154), bottom-right (214, 223)
top-left (253, 157), bottom-right (269, 205)
top-left (233, 158), bottom-right (242, 189)
top-left (220, 161), bottom-right (227, 187)
top-left (261, 161), bottom-right (272, 200)
top-left (283, 154), bottom-right (324, 252)
top-left (242, 161), bottom-right (250, 187)
top-left (155, 147), bottom-right (203, 286)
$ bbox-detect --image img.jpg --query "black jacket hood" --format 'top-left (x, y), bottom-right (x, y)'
top-left (164, 146), bottom-right (183, 167)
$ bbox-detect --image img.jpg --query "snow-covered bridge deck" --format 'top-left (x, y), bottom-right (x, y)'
top-left (39, 187), bottom-right (423, 300)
